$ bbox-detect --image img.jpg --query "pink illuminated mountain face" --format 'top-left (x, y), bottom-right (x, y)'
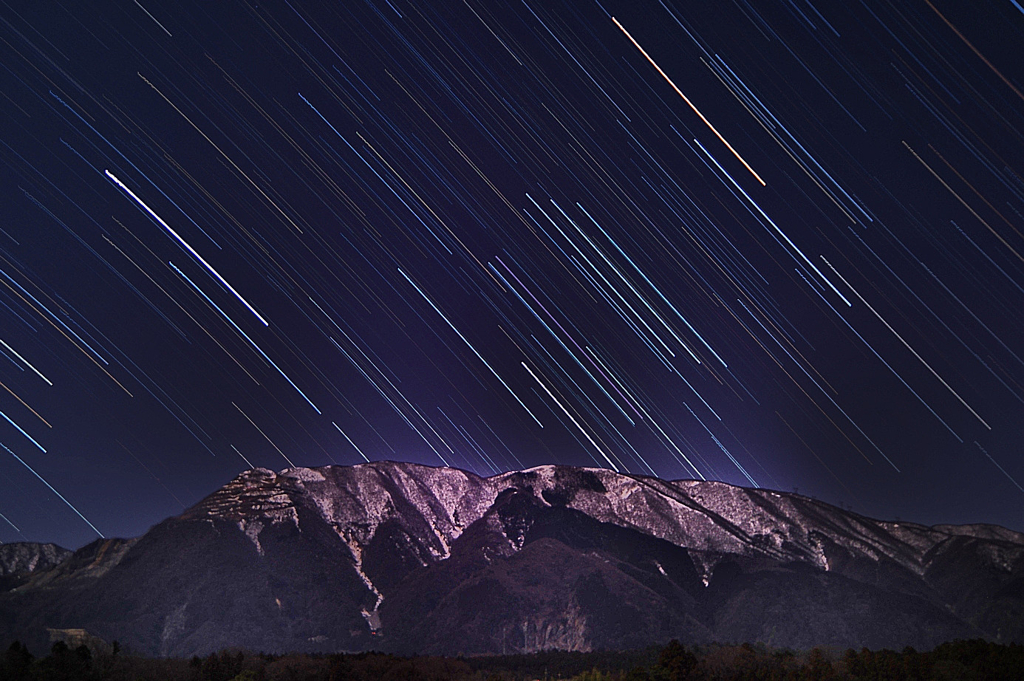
top-left (3, 461), bottom-right (1022, 656)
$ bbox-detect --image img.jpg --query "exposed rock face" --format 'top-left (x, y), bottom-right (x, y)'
top-left (2, 462), bottom-right (1022, 656)
top-left (0, 543), bottom-right (72, 593)
top-left (0, 543), bottom-right (71, 578)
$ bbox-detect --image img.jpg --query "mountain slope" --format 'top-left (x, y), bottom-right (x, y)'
top-left (1, 462), bottom-right (1021, 656)
top-left (0, 543), bottom-right (70, 578)
top-left (0, 543), bottom-right (72, 593)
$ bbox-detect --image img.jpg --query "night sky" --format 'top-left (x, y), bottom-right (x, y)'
top-left (1, 0), bottom-right (1022, 550)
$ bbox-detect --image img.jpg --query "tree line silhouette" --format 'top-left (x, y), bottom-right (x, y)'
top-left (3, 637), bottom-right (1022, 680)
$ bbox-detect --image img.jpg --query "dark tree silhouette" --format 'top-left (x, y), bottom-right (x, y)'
top-left (657, 639), bottom-right (698, 681)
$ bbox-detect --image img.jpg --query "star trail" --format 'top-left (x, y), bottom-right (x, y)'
top-left (0, 0), bottom-right (1022, 549)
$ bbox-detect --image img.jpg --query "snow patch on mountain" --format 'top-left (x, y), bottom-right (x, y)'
top-left (340, 530), bottom-right (383, 632)
top-left (242, 520), bottom-right (264, 555)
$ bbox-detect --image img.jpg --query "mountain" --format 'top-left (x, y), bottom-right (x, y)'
top-left (2, 462), bottom-right (1022, 657)
top-left (0, 543), bottom-right (71, 592)
top-left (0, 543), bottom-right (70, 577)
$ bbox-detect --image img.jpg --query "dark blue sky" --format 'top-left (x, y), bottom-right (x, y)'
top-left (0, 0), bottom-right (1022, 549)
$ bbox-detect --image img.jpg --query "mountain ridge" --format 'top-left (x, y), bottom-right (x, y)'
top-left (2, 461), bottom-right (1022, 656)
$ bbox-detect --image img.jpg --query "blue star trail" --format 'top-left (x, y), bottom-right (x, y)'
top-left (0, 0), bottom-right (1022, 549)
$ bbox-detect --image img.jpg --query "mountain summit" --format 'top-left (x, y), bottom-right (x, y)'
top-left (2, 462), bottom-right (1022, 656)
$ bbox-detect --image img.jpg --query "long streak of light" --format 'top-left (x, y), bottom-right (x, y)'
top-left (1, 440), bottom-right (103, 537)
top-left (923, 0), bottom-right (1024, 105)
top-left (171, 263), bottom-right (321, 414)
top-left (975, 442), bottom-right (1024, 494)
top-left (105, 170), bottom-right (269, 326)
top-left (902, 143), bottom-right (1024, 264)
top-left (0, 339), bottom-right (52, 385)
top-left (0, 380), bottom-right (52, 428)
top-left (230, 444), bottom-right (255, 470)
top-left (0, 512), bottom-right (20, 534)
top-left (232, 402), bottom-right (296, 467)
top-left (133, 0), bottom-right (173, 36)
top-left (399, 268), bottom-right (544, 428)
top-left (612, 17), bottom-right (766, 186)
top-left (693, 138), bottom-right (851, 306)
top-left (522, 361), bottom-right (619, 472)
top-left (332, 422), bottom-right (371, 462)
top-left (823, 258), bottom-right (991, 430)
top-left (0, 409), bottom-right (46, 452)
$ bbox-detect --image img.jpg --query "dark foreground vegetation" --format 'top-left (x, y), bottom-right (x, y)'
top-left (3, 638), bottom-right (1023, 680)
